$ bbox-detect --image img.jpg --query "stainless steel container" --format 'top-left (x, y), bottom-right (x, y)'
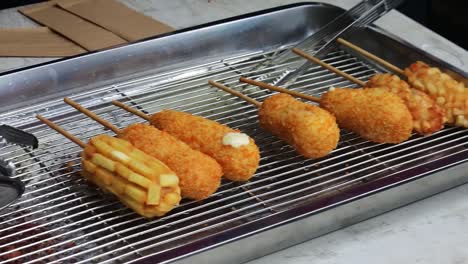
top-left (0, 3), bottom-right (466, 264)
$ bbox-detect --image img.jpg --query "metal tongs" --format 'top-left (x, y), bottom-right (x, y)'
top-left (0, 125), bottom-right (38, 211)
top-left (268, 0), bottom-right (405, 86)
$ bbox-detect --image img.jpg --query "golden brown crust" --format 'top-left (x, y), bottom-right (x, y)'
top-left (320, 88), bottom-right (413, 143)
top-left (405, 61), bottom-right (468, 127)
top-left (366, 73), bottom-right (445, 135)
top-left (120, 124), bottom-right (222, 200)
top-left (151, 110), bottom-right (260, 182)
top-left (259, 93), bottom-right (340, 159)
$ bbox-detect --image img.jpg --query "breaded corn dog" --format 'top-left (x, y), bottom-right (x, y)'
top-left (405, 61), bottom-right (468, 127)
top-left (120, 123), bottom-right (222, 200)
top-left (320, 88), bottom-right (413, 143)
top-left (366, 73), bottom-right (445, 135)
top-left (150, 110), bottom-right (260, 182)
top-left (259, 93), bottom-right (340, 159)
top-left (81, 135), bottom-right (181, 217)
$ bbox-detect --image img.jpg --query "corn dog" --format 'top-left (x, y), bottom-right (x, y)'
top-left (320, 88), bottom-right (413, 143)
top-left (405, 61), bottom-right (468, 127)
top-left (259, 93), bottom-right (340, 159)
top-left (119, 123), bottom-right (223, 200)
top-left (366, 73), bottom-right (445, 134)
top-left (81, 135), bottom-right (182, 217)
top-left (150, 110), bottom-right (260, 182)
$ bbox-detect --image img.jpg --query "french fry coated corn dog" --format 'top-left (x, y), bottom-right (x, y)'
top-left (81, 135), bottom-right (182, 218)
top-left (120, 123), bottom-right (223, 200)
top-left (366, 73), bottom-right (445, 135)
top-left (405, 61), bottom-right (468, 127)
top-left (150, 110), bottom-right (260, 182)
top-left (320, 88), bottom-right (413, 143)
top-left (259, 93), bottom-right (340, 159)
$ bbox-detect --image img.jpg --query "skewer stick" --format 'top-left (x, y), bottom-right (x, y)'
top-left (239, 77), bottom-right (321, 103)
top-left (36, 115), bottom-right (86, 148)
top-left (292, 48), bottom-right (366, 87)
top-left (111, 101), bottom-right (150, 121)
top-left (336, 38), bottom-right (405, 75)
top-left (64, 97), bottom-right (122, 135)
top-left (208, 80), bottom-right (262, 108)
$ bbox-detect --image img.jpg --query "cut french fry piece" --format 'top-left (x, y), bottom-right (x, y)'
top-left (164, 192), bottom-right (180, 205)
top-left (95, 167), bottom-right (114, 185)
top-left (92, 153), bottom-right (115, 172)
top-left (82, 159), bottom-right (97, 174)
top-left (129, 147), bottom-right (150, 163)
top-left (127, 161), bottom-right (154, 179)
top-left (115, 163), bottom-right (131, 179)
top-left (160, 173), bottom-right (179, 187)
top-left (128, 171), bottom-right (152, 189)
top-left (147, 185), bottom-right (161, 205)
top-left (111, 175), bottom-right (127, 194)
top-left (125, 184), bottom-right (147, 203)
top-left (110, 150), bottom-right (131, 164)
top-left (90, 138), bottom-right (113, 156)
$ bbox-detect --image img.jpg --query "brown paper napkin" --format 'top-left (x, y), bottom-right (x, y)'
top-left (56, 0), bottom-right (174, 41)
top-left (19, 3), bottom-right (127, 51)
top-left (0, 27), bottom-right (86, 57)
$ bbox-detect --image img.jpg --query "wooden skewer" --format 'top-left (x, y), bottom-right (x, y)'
top-left (336, 38), bottom-right (405, 75)
top-left (36, 115), bottom-right (86, 148)
top-left (292, 48), bottom-right (366, 87)
top-left (208, 80), bottom-right (262, 108)
top-left (111, 101), bottom-right (150, 121)
top-left (239, 77), bottom-right (321, 103)
top-left (64, 97), bottom-right (122, 135)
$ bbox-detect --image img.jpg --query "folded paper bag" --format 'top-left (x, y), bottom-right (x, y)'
top-left (0, 27), bottom-right (86, 57)
top-left (56, 0), bottom-right (174, 41)
top-left (19, 3), bottom-right (127, 51)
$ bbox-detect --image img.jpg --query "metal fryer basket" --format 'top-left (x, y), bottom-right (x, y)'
top-left (0, 3), bottom-right (467, 264)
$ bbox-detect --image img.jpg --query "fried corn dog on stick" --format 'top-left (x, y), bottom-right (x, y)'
top-left (36, 115), bottom-right (181, 218)
top-left (292, 47), bottom-right (444, 136)
top-left (120, 123), bottom-right (223, 199)
top-left (336, 38), bottom-right (467, 128)
top-left (366, 73), bottom-right (445, 134)
top-left (239, 77), bottom-right (413, 144)
top-left (112, 103), bottom-right (260, 182)
top-left (209, 81), bottom-right (340, 159)
top-left (320, 88), bottom-right (413, 143)
top-left (405, 61), bottom-right (468, 127)
top-left (259, 93), bottom-right (340, 158)
top-left (64, 98), bottom-right (222, 201)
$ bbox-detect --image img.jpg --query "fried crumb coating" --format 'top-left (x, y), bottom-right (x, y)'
top-left (150, 110), bottom-right (260, 182)
top-left (320, 88), bottom-right (413, 144)
top-left (258, 93), bottom-right (340, 159)
top-left (120, 123), bottom-right (222, 200)
top-left (366, 73), bottom-right (445, 135)
top-left (405, 61), bottom-right (468, 128)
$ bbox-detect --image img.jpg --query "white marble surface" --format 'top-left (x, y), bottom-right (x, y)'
top-left (0, 1), bottom-right (467, 263)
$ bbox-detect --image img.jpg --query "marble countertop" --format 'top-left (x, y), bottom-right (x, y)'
top-left (1, 1), bottom-right (467, 263)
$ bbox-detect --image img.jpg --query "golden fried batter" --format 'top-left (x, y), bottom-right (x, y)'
top-left (405, 61), bottom-right (468, 128)
top-left (320, 88), bottom-right (413, 143)
top-left (259, 93), bottom-right (340, 159)
top-left (120, 123), bottom-right (222, 200)
top-left (151, 110), bottom-right (260, 182)
top-left (366, 73), bottom-right (445, 135)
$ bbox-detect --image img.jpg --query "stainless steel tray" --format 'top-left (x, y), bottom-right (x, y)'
top-left (0, 3), bottom-right (467, 264)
